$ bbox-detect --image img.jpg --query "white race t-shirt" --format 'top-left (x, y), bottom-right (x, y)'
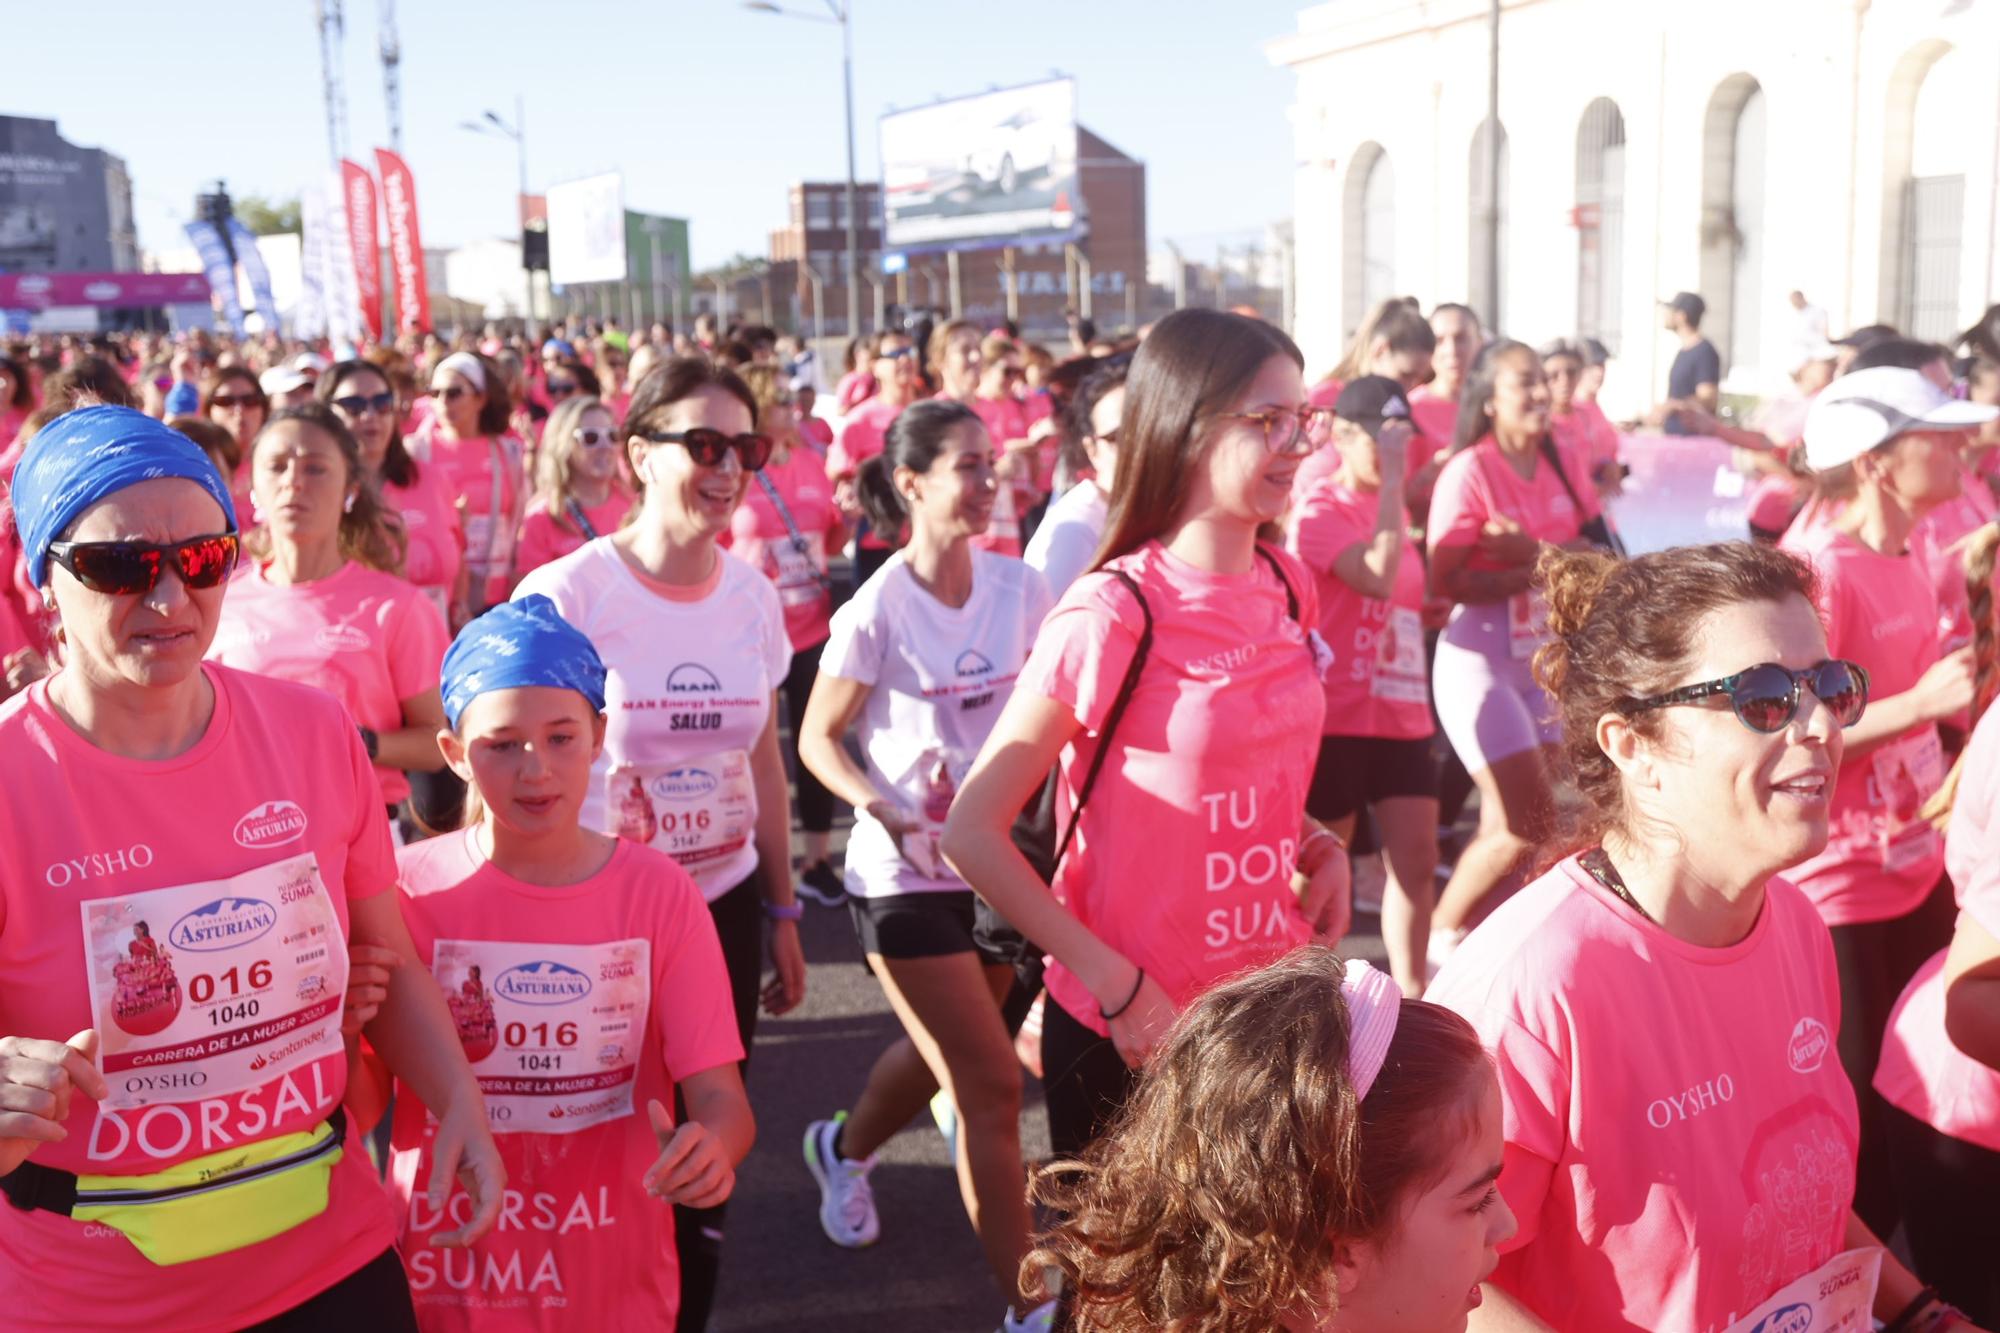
top-left (1023, 480), bottom-right (1108, 601)
top-left (821, 549), bottom-right (1052, 897)
top-left (515, 539), bottom-right (791, 900)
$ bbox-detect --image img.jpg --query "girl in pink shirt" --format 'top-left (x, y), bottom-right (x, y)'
top-left (353, 597), bottom-right (753, 1332)
top-left (930, 321), bottom-right (1024, 557)
top-left (0, 405), bottom-right (501, 1330)
top-left (514, 395), bottom-right (634, 579)
top-left (1432, 541), bottom-right (1972, 1333)
top-left (943, 309), bottom-right (1352, 1161)
top-left (969, 335), bottom-right (1056, 552)
top-left (411, 352), bottom-right (528, 613)
top-left (1287, 378), bottom-right (1438, 997)
top-left (207, 405), bottom-right (450, 812)
top-left (1425, 342), bottom-right (1596, 951)
top-left (831, 349), bottom-right (920, 585)
top-left (1542, 339), bottom-right (1623, 496)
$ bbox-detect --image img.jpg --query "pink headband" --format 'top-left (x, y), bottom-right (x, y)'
top-left (1342, 958), bottom-right (1401, 1100)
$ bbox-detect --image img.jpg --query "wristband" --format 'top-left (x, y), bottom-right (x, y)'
top-left (358, 727), bottom-right (379, 761)
top-left (763, 901), bottom-right (804, 922)
top-left (1883, 1289), bottom-right (1940, 1333)
top-left (1099, 967), bottom-right (1145, 1021)
top-left (1302, 826), bottom-right (1347, 856)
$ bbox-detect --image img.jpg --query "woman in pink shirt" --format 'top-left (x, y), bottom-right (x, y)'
top-left (410, 352), bottom-right (527, 613)
top-left (1287, 376), bottom-right (1439, 997)
top-left (1296, 299), bottom-right (1436, 501)
top-left (943, 308), bottom-right (1352, 1159)
top-left (1031, 950), bottom-right (1514, 1332)
top-left (831, 347), bottom-right (920, 585)
top-left (1541, 339), bottom-right (1622, 497)
top-left (206, 404), bottom-right (450, 816)
top-left (0, 405), bottom-right (501, 1331)
top-left (1778, 365), bottom-right (1996, 1240)
top-left (929, 320), bottom-right (1023, 557)
top-left (351, 597), bottom-right (754, 1332)
top-left (1407, 302), bottom-right (1483, 519)
top-left (514, 394), bottom-right (634, 579)
top-left (200, 364), bottom-right (269, 519)
top-left (1433, 540), bottom-right (1977, 1333)
top-left (1426, 341), bottom-right (1596, 950)
top-left (969, 334), bottom-right (1055, 551)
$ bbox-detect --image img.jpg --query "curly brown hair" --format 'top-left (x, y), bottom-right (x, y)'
top-left (1534, 541), bottom-right (1820, 849)
top-left (1025, 946), bottom-right (1488, 1331)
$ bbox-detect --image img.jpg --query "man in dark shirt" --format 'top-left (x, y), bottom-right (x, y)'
top-left (1653, 291), bottom-right (1720, 435)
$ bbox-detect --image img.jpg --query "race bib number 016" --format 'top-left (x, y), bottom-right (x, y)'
top-left (434, 937), bottom-right (651, 1134)
top-left (607, 748), bottom-right (755, 882)
top-left (80, 852), bottom-right (347, 1111)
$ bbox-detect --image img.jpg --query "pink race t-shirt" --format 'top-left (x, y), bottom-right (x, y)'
top-left (515, 492), bottom-right (634, 581)
top-left (1909, 469), bottom-right (1997, 652)
top-left (1429, 857), bottom-right (1857, 1333)
top-left (1778, 525), bottom-right (1947, 926)
top-left (387, 831), bottom-right (743, 1331)
top-left (724, 446), bottom-right (841, 651)
top-left (968, 392), bottom-right (1032, 557)
top-left (1875, 699), bottom-right (2000, 1153)
top-left (0, 665), bottom-right (399, 1330)
top-left (1408, 386), bottom-right (1458, 472)
top-left (1287, 480), bottom-right (1431, 739)
top-left (1427, 436), bottom-right (1599, 569)
top-left (1017, 541), bottom-right (1324, 1036)
top-left (829, 397), bottom-right (901, 480)
top-left (383, 460), bottom-right (465, 618)
top-left (208, 560), bottom-right (449, 805)
top-left (411, 422), bottom-right (526, 606)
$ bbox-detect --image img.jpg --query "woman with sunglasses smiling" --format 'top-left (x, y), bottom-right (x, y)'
top-left (0, 405), bottom-right (503, 1330)
top-left (515, 393), bottom-right (632, 580)
top-left (199, 364), bottom-right (269, 519)
top-left (412, 351), bottom-right (526, 618)
top-left (1775, 364), bottom-right (1995, 1241)
top-left (1431, 541), bottom-right (1985, 1333)
top-left (943, 308), bottom-right (1351, 1162)
top-left (205, 404), bottom-right (450, 821)
top-left (513, 357), bottom-right (805, 1331)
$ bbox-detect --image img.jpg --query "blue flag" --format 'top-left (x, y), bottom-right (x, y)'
top-left (226, 218), bottom-right (278, 332)
top-left (183, 220), bottom-right (245, 337)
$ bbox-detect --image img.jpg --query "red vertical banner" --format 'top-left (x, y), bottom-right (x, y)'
top-left (374, 148), bottom-right (432, 334)
top-left (339, 158), bottom-right (384, 342)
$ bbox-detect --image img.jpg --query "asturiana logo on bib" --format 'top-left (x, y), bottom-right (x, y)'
top-left (313, 624), bottom-right (373, 653)
top-left (666, 663), bottom-right (722, 693)
top-left (494, 960), bottom-right (593, 1006)
top-left (170, 896), bottom-right (279, 952)
top-left (1749, 1303), bottom-right (1814, 1333)
top-left (1788, 1017), bottom-right (1831, 1073)
top-left (234, 800), bottom-right (308, 849)
top-left (653, 766), bottom-right (719, 802)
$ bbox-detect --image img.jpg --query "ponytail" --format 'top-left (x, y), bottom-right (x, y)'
top-left (1925, 521), bottom-right (2000, 830)
top-left (855, 398), bottom-right (983, 548)
top-left (854, 455), bottom-right (908, 542)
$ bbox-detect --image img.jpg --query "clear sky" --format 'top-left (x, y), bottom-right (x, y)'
top-left (8, 0), bottom-right (1310, 271)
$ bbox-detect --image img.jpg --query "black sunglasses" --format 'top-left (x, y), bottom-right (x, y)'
top-left (1625, 659), bottom-right (1870, 734)
top-left (547, 380), bottom-right (578, 398)
top-left (332, 391), bottom-right (397, 417)
top-left (46, 533), bottom-right (240, 597)
top-left (641, 429), bottom-right (772, 472)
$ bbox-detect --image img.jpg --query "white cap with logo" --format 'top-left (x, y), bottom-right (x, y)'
top-left (1801, 365), bottom-right (1997, 471)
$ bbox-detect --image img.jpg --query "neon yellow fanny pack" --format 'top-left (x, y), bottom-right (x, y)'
top-left (3, 1109), bottom-right (345, 1266)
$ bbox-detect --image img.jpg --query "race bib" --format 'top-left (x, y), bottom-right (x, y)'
top-left (768, 532), bottom-right (827, 608)
top-left (463, 514), bottom-right (512, 580)
top-left (1871, 729), bottom-right (1944, 872)
top-left (1723, 1246), bottom-right (1880, 1333)
top-left (433, 938), bottom-right (651, 1134)
top-left (1508, 589), bottom-right (1548, 660)
top-left (1372, 605), bottom-right (1428, 703)
top-left (606, 749), bottom-right (755, 879)
top-left (80, 853), bottom-right (348, 1112)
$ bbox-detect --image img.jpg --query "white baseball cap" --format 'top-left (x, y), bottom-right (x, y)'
top-left (1801, 365), bottom-right (1997, 471)
top-left (259, 365), bottom-right (310, 397)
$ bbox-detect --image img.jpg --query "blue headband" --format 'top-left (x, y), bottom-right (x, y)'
top-left (13, 405), bottom-right (238, 588)
top-left (441, 595), bottom-right (608, 727)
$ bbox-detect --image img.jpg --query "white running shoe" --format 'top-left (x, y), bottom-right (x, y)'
top-left (1000, 1298), bottom-right (1058, 1333)
top-left (803, 1114), bottom-right (880, 1248)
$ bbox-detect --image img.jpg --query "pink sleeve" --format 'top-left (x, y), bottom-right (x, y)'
top-left (653, 871), bottom-right (747, 1079)
top-left (829, 421), bottom-right (866, 478)
top-left (1016, 575), bottom-right (1143, 734)
top-left (513, 513), bottom-right (553, 577)
top-left (1291, 490), bottom-right (1371, 574)
top-left (388, 591), bottom-right (449, 700)
top-left (1426, 453), bottom-right (1489, 555)
top-left (1484, 1015), bottom-right (1567, 1250)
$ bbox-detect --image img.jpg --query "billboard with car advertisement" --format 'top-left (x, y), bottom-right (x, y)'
top-left (879, 78), bottom-right (1082, 253)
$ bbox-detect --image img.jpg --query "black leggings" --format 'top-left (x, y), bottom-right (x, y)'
top-left (246, 1248), bottom-right (417, 1331)
top-left (780, 638), bottom-right (835, 836)
top-left (1884, 1104), bottom-right (2000, 1324)
top-left (1039, 995), bottom-right (1139, 1160)
top-left (1827, 876), bottom-right (1956, 1239)
top-left (674, 869), bottom-right (767, 1333)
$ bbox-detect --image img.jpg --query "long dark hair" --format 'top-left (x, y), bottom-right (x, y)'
top-left (1450, 338), bottom-right (1539, 457)
top-left (1094, 309), bottom-right (1303, 568)
top-left (319, 359), bottom-right (419, 489)
top-left (854, 399), bottom-right (982, 540)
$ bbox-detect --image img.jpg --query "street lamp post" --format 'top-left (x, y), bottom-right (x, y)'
top-left (745, 0), bottom-right (861, 338)
top-left (461, 96), bottom-right (532, 327)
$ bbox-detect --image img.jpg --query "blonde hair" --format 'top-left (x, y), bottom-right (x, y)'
top-left (533, 395), bottom-right (618, 536)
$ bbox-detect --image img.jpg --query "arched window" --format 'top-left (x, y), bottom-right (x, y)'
top-left (1575, 98), bottom-right (1626, 352)
top-left (1894, 44), bottom-right (1969, 340)
top-left (1342, 143), bottom-right (1395, 337)
top-left (1468, 118), bottom-right (1510, 334)
top-left (1698, 76), bottom-right (1766, 378)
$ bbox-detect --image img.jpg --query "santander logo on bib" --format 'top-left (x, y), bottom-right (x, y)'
top-left (235, 800), bottom-right (308, 849)
top-left (494, 960), bottom-right (593, 1006)
top-left (169, 897), bottom-right (279, 952)
top-left (1788, 1016), bottom-right (1831, 1073)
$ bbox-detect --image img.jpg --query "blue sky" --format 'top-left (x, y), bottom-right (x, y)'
top-left (8, 0), bottom-right (1310, 270)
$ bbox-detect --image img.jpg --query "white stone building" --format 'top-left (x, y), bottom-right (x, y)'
top-left (1268, 0), bottom-right (2000, 414)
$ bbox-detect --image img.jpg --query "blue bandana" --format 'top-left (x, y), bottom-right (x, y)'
top-left (441, 595), bottom-right (608, 727)
top-left (13, 405), bottom-right (238, 588)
